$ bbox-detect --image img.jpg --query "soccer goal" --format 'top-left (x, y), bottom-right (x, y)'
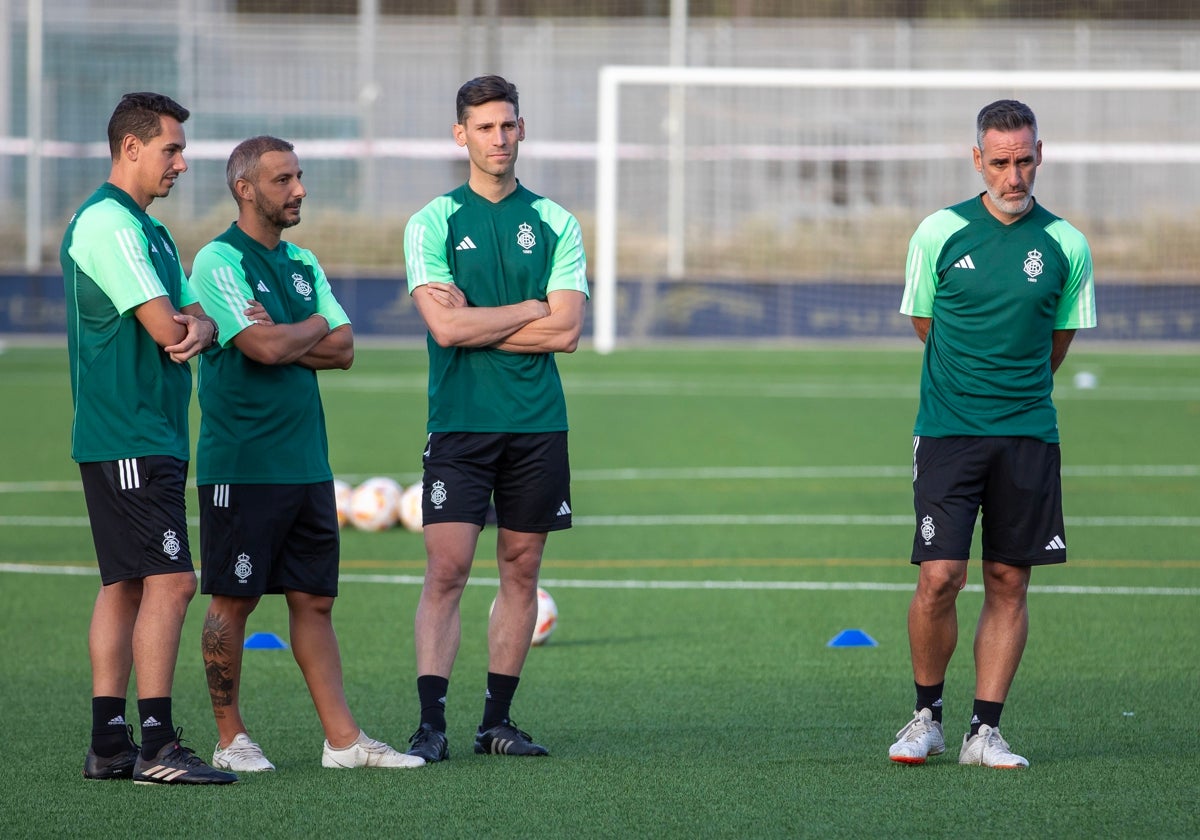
top-left (591, 66), bottom-right (1200, 352)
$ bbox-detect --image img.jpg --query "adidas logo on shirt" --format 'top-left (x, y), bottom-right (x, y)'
top-left (953, 255), bottom-right (976, 270)
top-left (455, 237), bottom-right (477, 251)
top-left (257, 280), bottom-right (270, 293)
top-left (1045, 535), bottom-right (1066, 550)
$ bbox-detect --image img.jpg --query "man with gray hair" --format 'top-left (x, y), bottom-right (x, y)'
top-left (889, 100), bottom-right (1096, 769)
top-left (189, 136), bottom-right (423, 772)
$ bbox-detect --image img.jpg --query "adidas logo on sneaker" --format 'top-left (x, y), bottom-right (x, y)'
top-left (953, 255), bottom-right (976, 270)
top-left (455, 237), bottom-right (477, 251)
top-left (1045, 535), bottom-right (1066, 550)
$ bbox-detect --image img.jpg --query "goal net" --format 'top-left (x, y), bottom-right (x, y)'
top-left (592, 66), bottom-right (1200, 352)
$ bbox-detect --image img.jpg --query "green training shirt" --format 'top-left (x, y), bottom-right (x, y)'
top-left (61, 183), bottom-right (197, 463)
top-left (900, 194), bottom-right (1097, 443)
top-left (190, 223), bottom-right (350, 485)
top-left (404, 182), bottom-right (589, 433)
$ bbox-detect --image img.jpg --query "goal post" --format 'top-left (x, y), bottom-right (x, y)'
top-left (592, 66), bottom-right (1200, 353)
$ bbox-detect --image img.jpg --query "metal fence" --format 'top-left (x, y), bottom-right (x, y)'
top-left (3, 2), bottom-right (1199, 341)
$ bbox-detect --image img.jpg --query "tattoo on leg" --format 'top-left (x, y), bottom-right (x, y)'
top-left (202, 612), bottom-right (235, 714)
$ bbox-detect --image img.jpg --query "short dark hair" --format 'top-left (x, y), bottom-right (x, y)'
top-left (456, 75), bottom-right (519, 125)
top-left (226, 135), bottom-right (295, 199)
top-left (976, 99), bottom-right (1037, 149)
top-left (106, 92), bottom-right (189, 159)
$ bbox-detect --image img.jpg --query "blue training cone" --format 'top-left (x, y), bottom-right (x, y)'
top-left (827, 628), bottom-right (878, 648)
top-left (244, 632), bottom-right (288, 650)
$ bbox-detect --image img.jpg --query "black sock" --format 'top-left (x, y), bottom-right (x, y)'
top-left (91, 696), bottom-right (133, 756)
top-left (970, 699), bottom-right (1004, 736)
top-left (417, 675), bottom-right (450, 732)
top-left (481, 672), bottom-right (520, 731)
top-left (137, 697), bottom-right (175, 759)
top-left (915, 681), bottom-right (945, 724)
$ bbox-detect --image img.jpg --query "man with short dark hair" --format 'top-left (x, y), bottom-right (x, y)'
top-left (403, 75), bottom-right (589, 762)
top-left (191, 136), bottom-right (423, 772)
top-left (889, 99), bottom-right (1097, 769)
top-left (64, 91), bottom-right (234, 785)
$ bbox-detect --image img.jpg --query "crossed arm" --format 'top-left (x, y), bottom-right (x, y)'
top-left (232, 303), bottom-right (354, 370)
top-left (412, 282), bottom-right (585, 354)
top-left (135, 297), bottom-right (217, 363)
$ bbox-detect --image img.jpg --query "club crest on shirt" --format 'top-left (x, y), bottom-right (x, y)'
top-left (292, 272), bottom-right (313, 300)
top-left (517, 222), bottom-right (536, 254)
top-left (1023, 249), bottom-right (1043, 283)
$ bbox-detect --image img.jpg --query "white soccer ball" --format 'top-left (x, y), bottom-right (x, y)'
top-left (397, 482), bottom-right (423, 533)
top-left (488, 586), bottom-right (559, 646)
top-left (532, 587), bottom-right (558, 646)
top-left (349, 477), bottom-right (403, 531)
top-left (333, 479), bottom-right (353, 528)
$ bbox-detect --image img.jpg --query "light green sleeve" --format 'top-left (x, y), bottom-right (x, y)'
top-left (899, 209), bottom-right (967, 317)
top-left (404, 196), bottom-right (459, 293)
top-left (1046, 219), bottom-right (1097, 330)
top-left (534, 197), bottom-right (590, 298)
top-left (289, 244), bottom-right (350, 329)
top-left (68, 200), bottom-right (167, 316)
top-left (157, 222), bottom-right (196, 308)
top-left (188, 241), bottom-right (256, 346)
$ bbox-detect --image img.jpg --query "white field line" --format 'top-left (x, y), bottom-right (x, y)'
top-left (2, 513), bottom-right (1199, 528)
top-left (2, 463), bottom-right (1197, 496)
top-left (320, 375), bottom-right (1200, 402)
top-left (0, 563), bottom-right (1195, 597)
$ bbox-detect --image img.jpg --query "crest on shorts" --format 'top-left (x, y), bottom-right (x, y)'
top-left (429, 479), bottom-right (448, 509)
top-left (516, 222), bottom-right (536, 254)
top-left (292, 272), bottom-right (313, 300)
top-left (920, 515), bottom-right (936, 546)
top-left (234, 552), bottom-right (253, 583)
top-left (1023, 249), bottom-right (1043, 283)
top-left (162, 529), bottom-right (181, 559)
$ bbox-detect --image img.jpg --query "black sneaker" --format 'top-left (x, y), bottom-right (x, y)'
top-left (406, 723), bottom-right (449, 762)
top-left (133, 728), bottom-right (238, 785)
top-left (474, 721), bottom-right (549, 756)
top-left (83, 727), bottom-right (139, 780)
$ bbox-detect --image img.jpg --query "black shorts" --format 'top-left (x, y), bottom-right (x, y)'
top-left (198, 482), bottom-right (340, 597)
top-left (911, 435), bottom-right (1066, 567)
top-left (421, 432), bottom-right (572, 532)
top-left (79, 457), bottom-right (194, 585)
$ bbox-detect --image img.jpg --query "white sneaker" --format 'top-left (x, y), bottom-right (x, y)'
top-left (888, 708), bottom-right (946, 764)
top-left (321, 730), bottom-right (426, 769)
top-left (958, 724), bottom-right (1029, 769)
top-left (212, 732), bottom-right (275, 772)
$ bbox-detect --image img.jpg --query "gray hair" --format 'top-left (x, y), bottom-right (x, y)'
top-left (226, 135), bottom-right (295, 199)
top-left (976, 99), bottom-right (1037, 149)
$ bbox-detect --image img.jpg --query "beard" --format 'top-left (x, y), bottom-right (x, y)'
top-left (257, 198), bottom-right (301, 230)
top-left (985, 183), bottom-right (1034, 217)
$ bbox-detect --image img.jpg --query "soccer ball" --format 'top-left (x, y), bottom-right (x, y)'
top-left (532, 587), bottom-right (558, 646)
top-left (348, 477), bottom-right (403, 531)
top-left (488, 586), bottom-right (559, 646)
top-left (333, 479), bottom-right (353, 528)
top-left (397, 482), bottom-right (423, 533)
